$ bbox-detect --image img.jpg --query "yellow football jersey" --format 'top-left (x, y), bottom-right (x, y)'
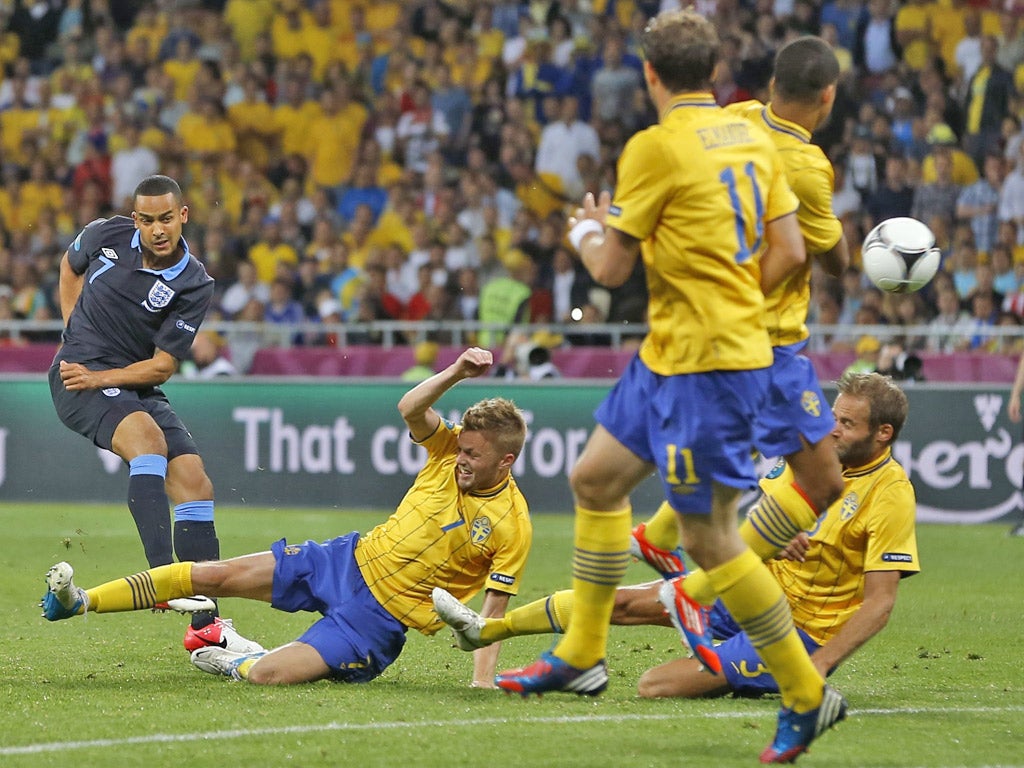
top-left (19, 179), bottom-right (63, 224)
top-left (223, 0), bottom-right (275, 61)
top-left (273, 100), bottom-right (323, 159)
top-left (766, 448), bottom-right (920, 646)
top-left (271, 11), bottom-right (311, 62)
top-left (920, 149), bottom-right (979, 186)
top-left (0, 106), bottom-right (41, 164)
top-left (930, 4), bottom-right (966, 74)
top-left (606, 93), bottom-right (798, 375)
top-left (355, 420), bottom-right (532, 635)
top-left (227, 99), bottom-right (276, 171)
top-left (727, 101), bottom-right (843, 346)
top-left (894, 3), bottom-right (933, 71)
top-left (248, 242), bottom-right (299, 285)
top-left (306, 106), bottom-right (367, 188)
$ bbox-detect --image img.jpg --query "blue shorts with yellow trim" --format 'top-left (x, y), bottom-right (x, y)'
top-left (753, 341), bottom-right (835, 458)
top-left (709, 601), bottom-right (823, 696)
top-left (271, 534), bottom-right (406, 683)
top-left (594, 355), bottom-right (770, 514)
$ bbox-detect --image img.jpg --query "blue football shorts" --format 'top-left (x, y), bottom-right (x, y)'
top-left (271, 533), bottom-right (407, 683)
top-left (708, 600), bottom-right (825, 696)
top-left (753, 341), bottom-right (836, 458)
top-left (48, 365), bottom-right (199, 458)
top-left (594, 355), bottom-right (771, 514)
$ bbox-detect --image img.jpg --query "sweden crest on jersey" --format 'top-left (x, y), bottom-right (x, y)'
top-left (800, 390), bottom-right (822, 417)
top-left (471, 516), bottom-right (492, 544)
top-left (839, 492), bottom-right (859, 520)
top-left (144, 280), bottom-right (175, 311)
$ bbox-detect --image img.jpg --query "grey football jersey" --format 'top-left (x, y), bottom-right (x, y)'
top-left (57, 216), bottom-right (214, 369)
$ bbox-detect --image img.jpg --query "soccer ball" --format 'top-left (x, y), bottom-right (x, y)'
top-left (861, 217), bottom-right (941, 294)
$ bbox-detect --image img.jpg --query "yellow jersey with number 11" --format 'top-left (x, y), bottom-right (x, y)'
top-left (605, 93), bottom-right (799, 376)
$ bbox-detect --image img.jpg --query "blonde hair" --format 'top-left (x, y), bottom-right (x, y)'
top-left (462, 398), bottom-right (527, 458)
top-left (836, 372), bottom-right (909, 441)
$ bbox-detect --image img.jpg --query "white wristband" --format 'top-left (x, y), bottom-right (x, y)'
top-left (568, 219), bottom-right (604, 252)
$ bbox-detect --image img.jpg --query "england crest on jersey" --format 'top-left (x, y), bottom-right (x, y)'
top-left (143, 280), bottom-right (175, 312)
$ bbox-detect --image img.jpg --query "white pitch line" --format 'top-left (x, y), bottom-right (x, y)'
top-left (3, 706), bottom-right (1024, 757)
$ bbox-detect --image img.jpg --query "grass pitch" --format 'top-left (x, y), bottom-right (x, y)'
top-left (2, 502), bottom-right (1023, 768)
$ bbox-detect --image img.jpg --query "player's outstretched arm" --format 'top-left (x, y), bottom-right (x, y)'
top-left (807, 569), bottom-right (900, 678)
top-left (568, 191), bottom-right (641, 289)
top-left (470, 589), bottom-right (511, 688)
top-left (397, 347), bottom-right (493, 441)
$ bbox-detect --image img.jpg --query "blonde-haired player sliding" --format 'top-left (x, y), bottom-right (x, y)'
top-left (43, 348), bottom-right (531, 688)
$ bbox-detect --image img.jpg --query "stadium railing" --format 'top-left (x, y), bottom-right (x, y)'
top-left (2, 319), bottom-right (1021, 382)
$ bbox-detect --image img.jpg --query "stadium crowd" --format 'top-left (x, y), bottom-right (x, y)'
top-left (3, 0), bottom-right (1024, 370)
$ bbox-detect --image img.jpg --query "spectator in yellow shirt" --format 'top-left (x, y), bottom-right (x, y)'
top-left (222, 0), bottom-right (275, 61)
top-left (0, 7), bottom-right (20, 72)
top-left (471, 2), bottom-right (505, 61)
top-left (894, 0), bottom-right (935, 72)
top-left (273, 73), bottom-right (323, 162)
top-left (125, 4), bottom-right (167, 63)
top-left (227, 73), bottom-right (276, 171)
top-left (0, 172), bottom-right (32, 234)
top-left (508, 152), bottom-right (569, 220)
top-left (20, 158), bottom-right (64, 226)
top-left (362, 0), bottom-right (401, 39)
top-left (178, 96), bottom-right (237, 181)
top-left (271, 0), bottom-right (309, 63)
top-left (341, 205), bottom-right (379, 270)
top-left (920, 123), bottom-right (980, 186)
top-left (0, 77), bottom-right (41, 166)
top-left (306, 83), bottom-right (367, 191)
top-left (300, 0), bottom-right (341, 82)
top-left (248, 215), bottom-right (300, 285)
top-left (163, 37), bottom-right (203, 102)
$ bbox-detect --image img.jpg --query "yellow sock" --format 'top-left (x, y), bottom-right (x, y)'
top-left (234, 657), bottom-right (259, 680)
top-left (682, 483), bottom-right (821, 606)
top-left (680, 568), bottom-right (716, 606)
top-left (643, 502), bottom-right (680, 549)
top-left (746, 482), bottom-right (820, 555)
top-left (86, 563), bottom-right (193, 613)
top-left (706, 548), bottom-right (823, 712)
top-left (555, 506), bottom-right (632, 668)
top-left (486, 590), bottom-right (574, 643)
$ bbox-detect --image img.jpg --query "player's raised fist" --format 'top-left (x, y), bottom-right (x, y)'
top-left (457, 347), bottom-right (493, 378)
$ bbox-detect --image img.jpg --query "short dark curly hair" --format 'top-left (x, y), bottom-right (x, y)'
top-left (772, 36), bottom-right (840, 105)
top-left (133, 175), bottom-right (183, 205)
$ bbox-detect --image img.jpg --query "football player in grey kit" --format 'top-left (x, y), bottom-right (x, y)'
top-left (48, 174), bottom-right (260, 654)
